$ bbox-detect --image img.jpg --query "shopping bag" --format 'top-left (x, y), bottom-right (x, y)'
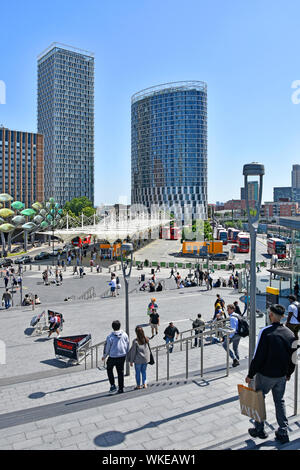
top-left (237, 384), bottom-right (266, 423)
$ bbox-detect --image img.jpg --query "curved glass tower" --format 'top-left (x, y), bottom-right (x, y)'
top-left (131, 81), bottom-right (207, 221)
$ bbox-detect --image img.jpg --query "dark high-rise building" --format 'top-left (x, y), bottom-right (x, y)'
top-left (292, 164), bottom-right (300, 189)
top-left (241, 181), bottom-right (258, 201)
top-left (0, 127), bottom-right (44, 205)
top-left (37, 43), bottom-right (94, 206)
top-left (131, 81), bottom-right (208, 221)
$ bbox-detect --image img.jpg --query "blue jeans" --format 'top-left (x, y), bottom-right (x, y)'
top-left (165, 336), bottom-right (175, 352)
top-left (254, 373), bottom-right (288, 436)
top-left (222, 334), bottom-right (241, 361)
top-left (5, 299), bottom-right (10, 309)
top-left (135, 363), bottom-right (147, 387)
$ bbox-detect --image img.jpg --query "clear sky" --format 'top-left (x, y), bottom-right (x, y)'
top-left (1, 0), bottom-right (300, 206)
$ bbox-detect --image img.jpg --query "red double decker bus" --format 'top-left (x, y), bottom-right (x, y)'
top-left (236, 232), bottom-right (250, 253)
top-left (267, 238), bottom-right (286, 259)
top-left (71, 235), bottom-right (92, 248)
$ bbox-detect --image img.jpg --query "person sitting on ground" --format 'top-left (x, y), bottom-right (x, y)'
top-left (213, 278), bottom-right (221, 288)
top-left (139, 282), bottom-right (147, 291)
top-left (156, 282), bottom-right (163, 292)
top-left (149, 281), bottom-right (156, 293)
top-left (34, 294), bottom-right (41, 305)
top-left (22, 294), bottom-right (31, 306)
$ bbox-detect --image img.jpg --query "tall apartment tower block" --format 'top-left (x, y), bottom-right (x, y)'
top-left (37, 43), bottom-right (94, 206)
top-left (0, 127), bottom-right (44, 206)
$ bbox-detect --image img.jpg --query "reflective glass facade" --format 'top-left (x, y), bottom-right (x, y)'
top-left (131, 81), bottom-right (207, 220)
top-left (37, 44), bottom-right (94, 206)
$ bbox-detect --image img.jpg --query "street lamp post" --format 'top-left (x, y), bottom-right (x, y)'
top-left (243, 163), bottom-right (264, 366)
top-left (120, 242), bottom-right (133, 376)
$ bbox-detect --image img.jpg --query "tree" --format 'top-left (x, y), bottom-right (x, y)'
top-left (82, 206), bottom-right (96, 218)
top-left (64, 197), bottom-right (94, 217)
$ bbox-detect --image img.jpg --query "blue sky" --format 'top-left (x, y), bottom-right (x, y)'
top-left (1, 0), bottom-right (300, 206)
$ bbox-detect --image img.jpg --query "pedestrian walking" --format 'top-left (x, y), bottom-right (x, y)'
top-left (110, 276), bottom-right (116, 296)
top-left (169, 268), bottom-right (175, 279)
top-left (102, 320), bottom-right (129, 394)
top-left (48, 313), bottom-right (61, 338)
top-left (149, 310), bottom-right (160, 337)
top-left (127, 326), bottom-right (151, 389)
top-left (2, 289), bottom-right (11, 309)
top-left (147, 298), bottom-right (158, 317)
top-left (294, 281), bottom-right (299, 299)
top-left (4, 275), bottom-right (9, 289)
top-left (222, 304), bottom-right (241, 367)
top-left (245, 303), bottom-right (297, 444)
top-left (286, 295), bottom-right (300, 339)
top-left (192, 314), bottom-right (205, 347)
top-left (163, 322), bottom-right (179, 353)
top-left (233, 301), bottom-right (242, 316)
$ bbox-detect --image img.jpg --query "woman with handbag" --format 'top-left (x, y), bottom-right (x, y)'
top-left (127, 326), bottom-right (152, 390)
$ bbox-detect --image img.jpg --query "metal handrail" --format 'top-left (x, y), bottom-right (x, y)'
top-left (83, 323), bottom-right (235, 381)
top-left (78, 286), bottom-right (96, 300)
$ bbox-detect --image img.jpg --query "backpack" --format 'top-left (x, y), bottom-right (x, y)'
top-left (292, 302), bottom-right (300, 322)
top-left (234, 314), bottom-right (249, 337)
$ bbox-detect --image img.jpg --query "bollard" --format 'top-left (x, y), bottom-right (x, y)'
top-left (30, 264), bottom-right (32, 271)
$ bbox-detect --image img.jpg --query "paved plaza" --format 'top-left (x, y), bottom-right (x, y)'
top-left (0, 252), bottom-right (299, 451)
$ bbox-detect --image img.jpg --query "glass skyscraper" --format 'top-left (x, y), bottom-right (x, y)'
top-left (131, 81), bottom-right (207, 221)
top-left (37, 43), bottom-right (94, 206)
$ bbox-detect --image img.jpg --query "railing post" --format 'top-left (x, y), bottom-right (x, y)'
top-left (167, 344), bottom-right (170, 380)
top-left (226, 332), bottom-right (230, 376)
top-left (186, 340), bottom-right (189, 379)
top-left (294, 362), bottom-right (298, 416)
top-left (200, 333), bottom-right (204, 377)
top-left (156, 348), bottom-right (159, 382)
top-left (180, 333), bottom-right (183, 352)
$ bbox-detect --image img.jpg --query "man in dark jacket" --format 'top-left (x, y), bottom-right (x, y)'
top-left (245, 304), bottom-right (297, 444)
top-left (192, 314), bottom-right (205, 347)
top-left (164, 322), bottom-right (179, 353)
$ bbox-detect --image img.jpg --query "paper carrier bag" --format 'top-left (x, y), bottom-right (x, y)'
top-left (237, 384), bottom-right (266, 423)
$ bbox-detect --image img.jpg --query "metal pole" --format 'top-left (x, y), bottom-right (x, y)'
top-left (167, 344), bottom-right (170, 380)
top-left (156, 348), bottom-right (159, 382)
top-left (186, 340), bottom-right (189, 379)
top-left (125, 277), bottom-right (129, 376)
top-left (294, 362), bottom-right (298, 416)
top-left (249, 225), bottom-right (257, 363)
top-left (226, 333), bottom-right (230, 376)
top-left (200, 333), bottom-right (204, 377)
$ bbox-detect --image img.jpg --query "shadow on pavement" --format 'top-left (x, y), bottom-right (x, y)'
top-left (93, 394), bottom-right (240, 447)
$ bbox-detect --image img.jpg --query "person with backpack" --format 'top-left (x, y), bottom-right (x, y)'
top-left (192, 314), bottom-right (206, 347)
top-left (147, 298), bottom-right (158, 318)
top-left (222, 303), bottom-right (245, 367)
top-left (48, 313), bottom-right (61, 338)
top-left (286, 295), bottom-right (300, 339)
